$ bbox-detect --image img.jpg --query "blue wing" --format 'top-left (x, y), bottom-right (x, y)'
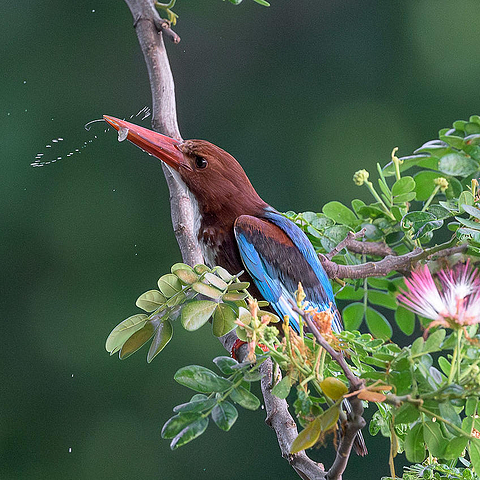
top-left (234, 210), bottom-right (342, 333)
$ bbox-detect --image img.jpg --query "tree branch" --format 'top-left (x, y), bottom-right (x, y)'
top-left (123, 2), bottom-right (323, 478)
top-left (124, 0), bottom-right (203, 267)
top-left (320, 240), bottom-right (467, 280)
top-left (292, 306), bottom-right (366, 480)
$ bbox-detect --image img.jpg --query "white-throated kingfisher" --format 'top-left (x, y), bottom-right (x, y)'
top-left (103, 115), bottom-right (367, 455)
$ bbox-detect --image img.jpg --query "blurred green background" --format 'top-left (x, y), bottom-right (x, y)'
top-left (3, 0), bottom-right (480, 478)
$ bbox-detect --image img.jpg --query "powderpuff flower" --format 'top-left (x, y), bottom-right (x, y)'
top-left (398, 261), bottom-right (480, 329)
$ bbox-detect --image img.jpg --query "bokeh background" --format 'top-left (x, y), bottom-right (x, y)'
top-left (3, 0), bottom-right (480, 478)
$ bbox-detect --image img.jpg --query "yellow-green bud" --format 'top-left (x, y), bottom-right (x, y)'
top-left (434, 177), bottom-right (449, 192)
top-left (353, 169), bottom-right (369, 186)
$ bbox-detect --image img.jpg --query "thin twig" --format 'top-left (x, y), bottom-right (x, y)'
top-left (325, 229), bottom-right (367, 260)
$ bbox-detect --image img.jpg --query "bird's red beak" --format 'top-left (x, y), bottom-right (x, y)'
top-left (103, 115), bottom-right (189, 171)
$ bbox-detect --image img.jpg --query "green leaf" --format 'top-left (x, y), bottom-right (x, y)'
top-left (466, 397), bottom-right (478, 416)
top-left (253, 0), bottom-right (270, 6)
top-left (404, 423), bottom-right (425, 463)
top-left (365, 307), bottom-right (392, 340)
top-left (211, 402), bottom-right (238, 431)
top-left (463, 204), bottom-right (480, 220)
top-left (229, 386), bottom-right (260, 410)
top-left (161, 413), bottom-right (202, 439)
top-left (147, 319), bottom-right (173, 363)
top-left (394, 403), bottom-right (420, 425)
top-left (214, 266), bottom-right (233, 282)
top-left (395, 307), bottom-right (415, 335)
top-left (320, 377), bottom-right (348, 400)
top-left (401, 211), bottom-right (443, 239)
top-left (336, 286), bottom-right (364, 301)
top-left (204, 272), bottom-right (228, 291)
top-left (135, 289), bottom-right (166, 312)
top-left (227, 281), bottom-right (250, 291)
top-left (192, 282), bottom-right (223, 299)
top-left (158, 274), bottom-right (182, 298)
top-left (181, 300), bottom-right (217, 331)
top-left (105, 313), bottom-right (148, 353)
top-left (414, 171), bottom-right (459, 201)
top-left (368, 290), bottom-right (398, 310)
top-left (171, 263), bottom-right (193, 273)
top-left (119, 322), bottom-right (156, 359)
top-left (193, 264), bottom-right (210, 275)
top-left (174, 269), bottom-right (199, 285)
top-left (321, 225), bottom-right (351, 252)
top-left (439, 400), bottom-right (461, 435)
top-left (468, 439), bottom-right (480, 475)
top-left (392, 176), bottom-right (415, 196)
top-left (213, 356), bottom-right (238, 375)
top-left (342, 302), bottom-right (364, 331)
top-left (173, 398), bottom-right (217, 414)
top-left (438, 356), bottom-right (451, 376)
top-left (424, 329), bottom-right (445, 351)
top-left (212, 303), bottom-right (237, 337)
top-left (443, 436), bottom-right (469, 460)
top-left (367, 277), bottom-right (391, 290)
top-left (322, 201), bottom-right (357, 227)
top-left (222, 292), bottom-right (248, 302)
top-left (290, 417), bottom-right (322, 454)
top-left (393, 192), bottom-right (416, 204)
top-left (438, 152), bottom-right (478, 176)
top-left (271, 376), bottom-right (291, 399)
top-left (383, 154), bottom-right (436, 177)
top-left (170, 417), bottom-right (209, 449)
top-left (174, 365), bottom-right (233, 393)
top-left (411, 337), bottom-right (424, 356)
top-left (423, 421), bottom-right (446, 457)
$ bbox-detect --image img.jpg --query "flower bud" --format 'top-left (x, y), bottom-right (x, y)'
top-left (434, 177), bottom-right (449, 192)
top-left (353, 169), bottom-right (369, 186)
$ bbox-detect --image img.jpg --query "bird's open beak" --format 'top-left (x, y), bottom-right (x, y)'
top-left (103, 115), bottom-right (189, 171)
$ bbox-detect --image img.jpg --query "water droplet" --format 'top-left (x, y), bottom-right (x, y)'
top-left (91, 9), bottom-right (95, 12)
top-left (118, 127), bottom-right (129, 142)
top-left (24, 109), bottom-right (28, 112)
top-left (46, 145), bottom-right (52, 148)
top-left (112, 189), bottom-right (116, 192)
top-left (52, 139), bottom-right (58, 143)
top-left (23, 80), bottom-right (27, 84)
top-left (68, 447), bottom-right (72, 453)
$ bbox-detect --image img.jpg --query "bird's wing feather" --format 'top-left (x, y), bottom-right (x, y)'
top-left (234, 214), bottom-right (342, 333)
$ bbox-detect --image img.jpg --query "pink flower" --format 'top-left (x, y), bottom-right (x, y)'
top-left (398, 261), bottom-right (480, 328)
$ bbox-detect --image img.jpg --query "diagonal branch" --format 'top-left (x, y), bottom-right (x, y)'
top-left (292, 305), bottom-right (366, 480)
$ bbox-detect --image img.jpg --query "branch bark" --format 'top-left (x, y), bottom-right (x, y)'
top-left (320, 240), bottom-right (467, 280)
top-left (124, 0), bottom-right (203, 266)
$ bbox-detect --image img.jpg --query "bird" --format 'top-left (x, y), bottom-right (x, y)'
top-left (103, 114), bottom-right (367, 455)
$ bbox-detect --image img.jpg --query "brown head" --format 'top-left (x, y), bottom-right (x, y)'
top-left (103, 116), bottom-right (268, 225)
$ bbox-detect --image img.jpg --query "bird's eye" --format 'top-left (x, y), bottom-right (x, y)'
top-left (194, 155), bottom-right (208, 169)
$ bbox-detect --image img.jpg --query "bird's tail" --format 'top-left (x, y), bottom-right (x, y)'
top-left (353, 431), bottom-right (368, 456)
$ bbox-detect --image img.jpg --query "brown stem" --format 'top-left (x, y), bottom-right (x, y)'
top-left (320, 243), bottom-right (467, 280)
